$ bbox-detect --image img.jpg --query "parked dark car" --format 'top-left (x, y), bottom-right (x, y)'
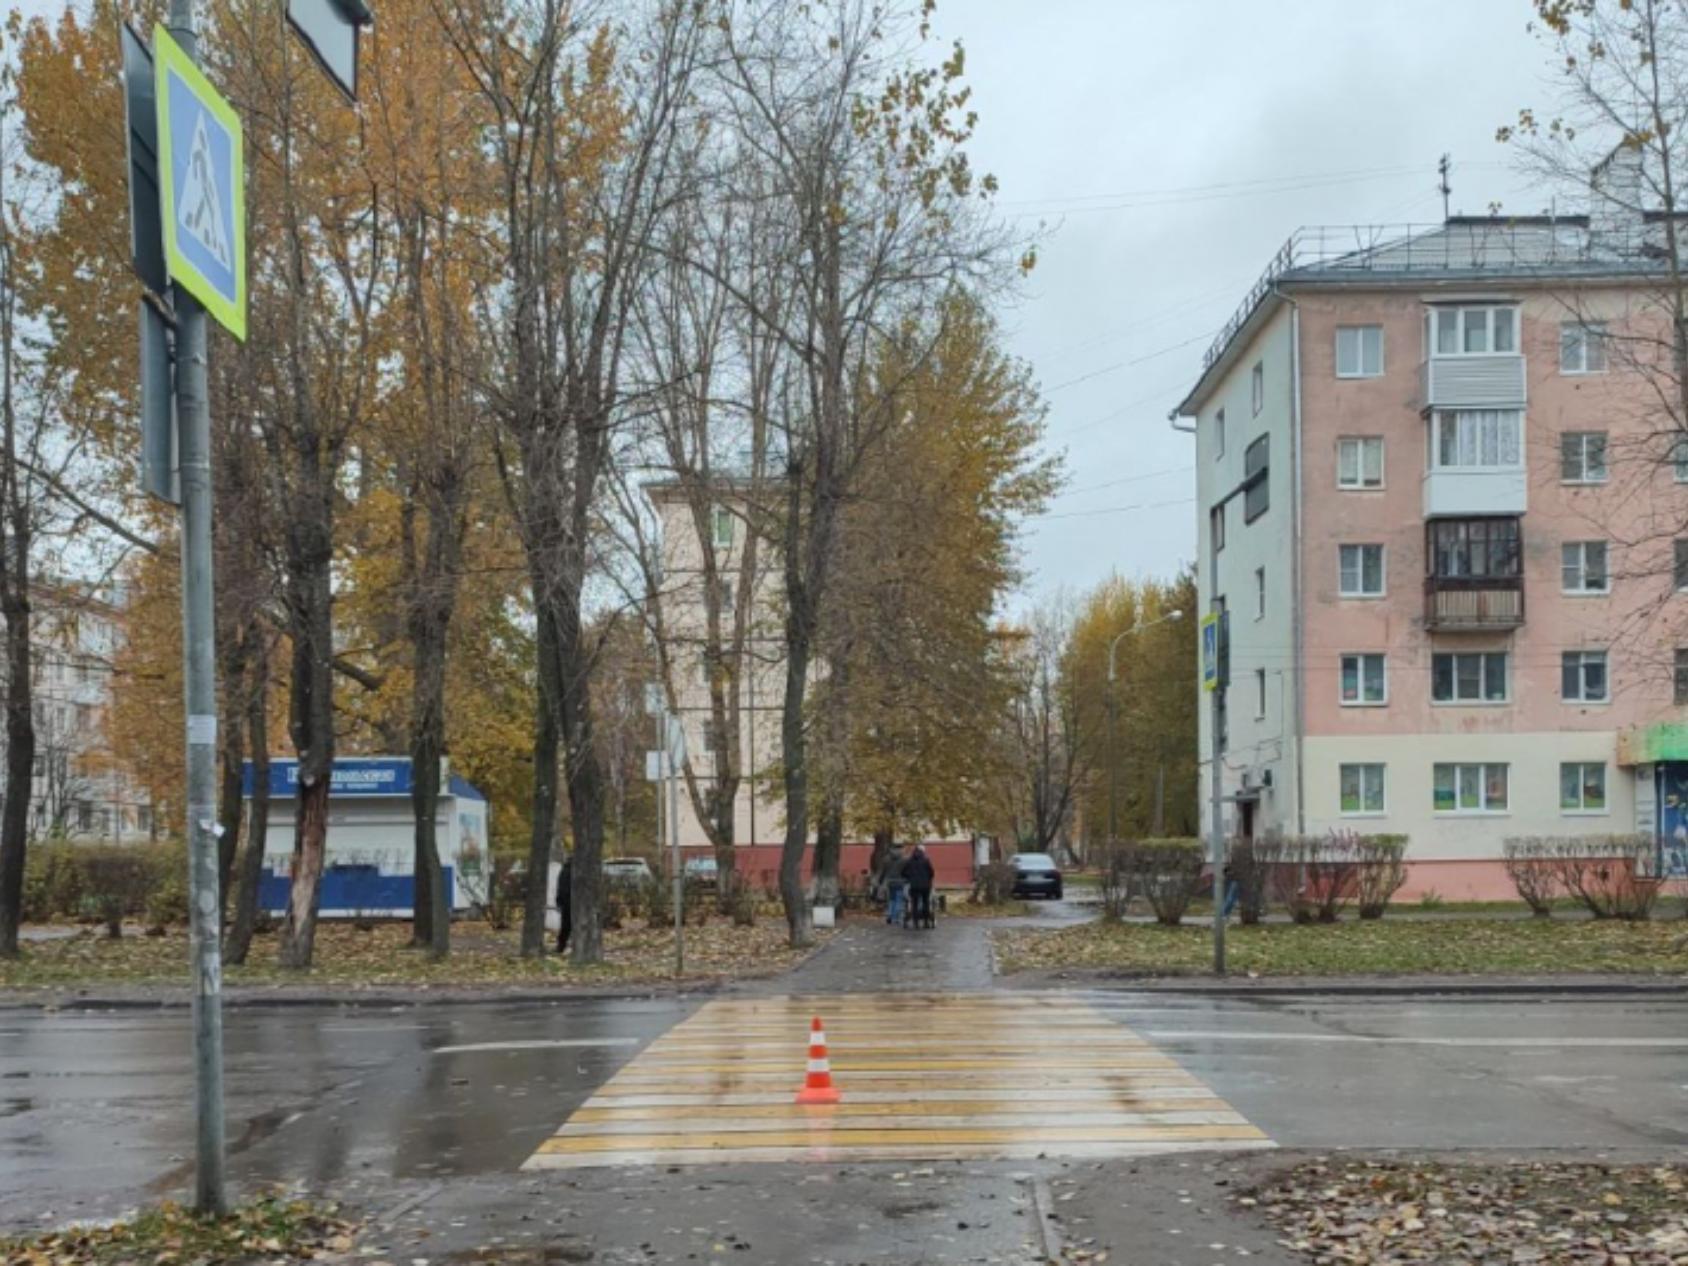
top-left (1010, 852), bottom-right (1063, 900)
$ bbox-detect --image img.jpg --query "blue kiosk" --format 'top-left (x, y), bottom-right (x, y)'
top-left (246, 756), bottom-right (489, 918)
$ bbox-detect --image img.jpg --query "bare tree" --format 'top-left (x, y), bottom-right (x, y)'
top-left (711, 0), bottom-right (1015, 943)
top-left (440, 0), bottom-right (707, 961)
top-left (1503, 0), bottom-right (1688, 693)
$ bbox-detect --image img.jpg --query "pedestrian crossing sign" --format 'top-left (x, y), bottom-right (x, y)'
top-left (154, 24), bottom-right (245, 341)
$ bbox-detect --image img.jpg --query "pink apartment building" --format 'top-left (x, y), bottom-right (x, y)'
top-left (1176, 206), bottom-right (1688, 899)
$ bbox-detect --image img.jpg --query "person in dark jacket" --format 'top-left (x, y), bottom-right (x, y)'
top-left (904, 845), bottom-right (936, 928)
top-left (880, 848), bottom-right (909, 926)
top-left (555, 855), bottom-right (572, 954)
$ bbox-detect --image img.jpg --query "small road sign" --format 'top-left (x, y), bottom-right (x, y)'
top-left (154, 24), bottom-right (245, 341)
top-left (1200, 612), bottom-right (1219, 692)
top-left (287, 0), bottom-right (372, 103)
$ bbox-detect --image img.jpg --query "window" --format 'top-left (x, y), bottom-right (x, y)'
top-left (76, 801), bottom-right (93, 832)
top-left (1339, 544), bottom-right (1385, 596)
top-left (1561, 541), bottom-right (1610, 594)
top-left (1677, 648), bottom-right (1688, 705)
top-left (1676, 539), bottom-right (1688, 591)
top-left (1210, 503), bottom-right (1225, 553)
top-left (701, 715), bottom-right (727, 757)
top-left (1561, 649), bottom-right (1609, 702)
top-left (1335, 325), bottom-right (1383, 378)
top-left (1254, 668), bottom-right (1267, 719)
top-left (711, 505), bottom-right (735, 548)
top-left (75, 704), bottom-right (93, 733)
top-left (1432, 651), bottom-right (1509, 703)
top-left (1434, 762), bottom-right (1509, 813)
top-left (1560, 431), bottom-right (1608, 483)
top-left (1251, 361), bottom-right (1264, 415)
top-left (1430, 518), bottom-right (1521, 579)
top-left (1243, 434), bottom-right (1269, 522)
top-left (1337, 436), bottom-right (1384, 489)
top-left (1560, 321), bottom-right (1608, 374)
top-left (1339, 763), bottom-right (1386, 815)
top-left (1254, 567), bottom-right (1266, 620)
top-left (1213, 408), bottom-right (1225, 460)
top-left (1339, 653), bottom-right (1387, 705)
top-left (136, 805), bottom-right (152, 835)
top-left (716, 578), bottom-right (735, 616)
top-left (1432, 410), bottom-right (1522, 469)
top-left (1432, 305), bottom-right (1517, 356)
top-left (1560, 762), bottom-right (1607, 813)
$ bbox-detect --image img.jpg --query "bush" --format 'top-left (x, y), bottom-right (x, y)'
top-left (483, 855), bottom-right (526, 930)
top-left (1353, 834), bottom-right (1408, 920)
top-left (1227, 838), bottom-right (1271, 925)
top-left (144, 841), bottom-right (190, 930)
top-left (971, 860), bottom-right (1018, 907)
top-left (1266, 833), bottom-right (1360, 923)
top-left (1503, 837), bottom-right (1560, 917)
top-left (726, 873), bottom-right (757, 927)
top-left (23, 842), bottom-right (85, 923)
top-left (1096, 844), bottom-right (1134, 921)
top-left (1551, 835), bottom-right (1660, 920)
top-left (77, 847), bottom-right (157, 938)
top-left (1119, 838), bottom-right (1205, 926)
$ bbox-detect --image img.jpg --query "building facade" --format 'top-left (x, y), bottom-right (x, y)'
top-left (0, 582), bottom-right (154, 844)
top-left (646, 482), bottom-right (976, 887)
top-left (1178, 208), bottom-right (1688, 898)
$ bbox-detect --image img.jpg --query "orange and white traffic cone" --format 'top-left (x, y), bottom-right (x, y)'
top-left (795, 1015), bottom-right (841, 1105)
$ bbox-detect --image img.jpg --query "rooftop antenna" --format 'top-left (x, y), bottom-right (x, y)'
top-left (1438, 153), bottom-right (1452, 221)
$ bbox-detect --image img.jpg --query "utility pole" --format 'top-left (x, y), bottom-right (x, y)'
top-left (165, 0), bottom-right (225, 1215)
top-left (1438, 153), bottom-right (1452, 221)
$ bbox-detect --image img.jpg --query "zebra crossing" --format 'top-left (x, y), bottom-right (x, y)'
top-left (524, 993), bottom-right (1271, 1169)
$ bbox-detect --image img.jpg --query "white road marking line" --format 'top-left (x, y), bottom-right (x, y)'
top-left (432, 1038), bottom-right (642, 1055)
top-left (1146, 1030), bottom-right (1688, 1048)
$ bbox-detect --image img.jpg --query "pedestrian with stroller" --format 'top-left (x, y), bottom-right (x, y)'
top-left (555, 853), bottom-right (573, 954)
top-left (880, 846), bottom-right (909, 926)
top-left (904, 844), bottom-right (936, 929)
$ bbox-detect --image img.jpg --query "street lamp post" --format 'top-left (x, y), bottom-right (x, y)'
top-left (1105, 609), bottom-right (1184, 843)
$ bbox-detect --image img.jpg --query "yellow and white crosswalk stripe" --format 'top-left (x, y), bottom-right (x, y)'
top-left (524, 993), bottom-right (1271, 1169)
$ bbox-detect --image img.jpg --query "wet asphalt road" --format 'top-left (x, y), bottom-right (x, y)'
top-left (3, 907), bottom-right (1687, 1260)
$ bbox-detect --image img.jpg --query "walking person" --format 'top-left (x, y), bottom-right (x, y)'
top-left (904, 844), bottom-right (935, 929)
top-left (881, 846), bottom-right (909, 926)
top-left (555, 853), bottom-right (573, 954)
top-left (1221, 862), bottom-right (1241, 922)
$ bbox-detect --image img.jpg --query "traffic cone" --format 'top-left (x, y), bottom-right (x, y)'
top-left (795, 1015), bottom-right (841, 1105)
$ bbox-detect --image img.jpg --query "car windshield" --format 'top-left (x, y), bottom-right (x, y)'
top-left (1014, 854), bottom-right (1056, 869)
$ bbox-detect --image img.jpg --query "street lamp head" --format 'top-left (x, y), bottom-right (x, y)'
top-left (1167, 609), bottom-right (1185, 621)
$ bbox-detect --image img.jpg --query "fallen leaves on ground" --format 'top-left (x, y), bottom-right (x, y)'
top-left (941, 897), bottom-right (1036, 918)
top-left (0, 918), bottom-right (828, 991)
top-left (0, 1195), bottom-right (355, 1264)
top-left (1246, 1159), bottom-right (1688, 1265)
top-left (992, 916), bottom-right (1688, 977)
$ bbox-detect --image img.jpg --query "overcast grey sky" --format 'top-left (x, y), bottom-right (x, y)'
top-left (946, 0), bottom-right (1559, 607)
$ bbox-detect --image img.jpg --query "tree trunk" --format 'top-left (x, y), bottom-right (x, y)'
top-left (408, 716), bottom-right (450, 962)
top-left (554, 589), bottom-right (607, 967)
top-left (0, 581), bottom-right (33, 959)
top-left (870, 828), bottom-right (893, 879)
top-left (215, 627), bottom-right (249, 919)
top-left (777, 583), bottom-right (815, 948)
top-left (813, 790), bottom-right (843, 908)
top-left (225, 642), bottom-right (271, 966)
top-left (278, 530), bottom-right (335, 969)
top-left (521, 596), bottom-right (562, 958)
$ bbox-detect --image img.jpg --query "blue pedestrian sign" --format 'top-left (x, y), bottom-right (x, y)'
top-left (154, 25), bottom-right (246, 341)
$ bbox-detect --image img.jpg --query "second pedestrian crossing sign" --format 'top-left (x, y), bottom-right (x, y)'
top-left (154, 24), bottom-right (245, 341)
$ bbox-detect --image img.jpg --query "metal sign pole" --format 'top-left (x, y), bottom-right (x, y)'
top-left (668, 715), bottom-right (683, 978)
top-left (165, 0), bottom-right (226, 1216)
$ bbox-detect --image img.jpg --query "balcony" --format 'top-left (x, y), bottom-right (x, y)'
top-left (1420, 353), bottom-right (1527, 411)
top-left (1423, 465), bottom-right (1528, 517)
top-left (1424, 576), bottom-right (1525, 630)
